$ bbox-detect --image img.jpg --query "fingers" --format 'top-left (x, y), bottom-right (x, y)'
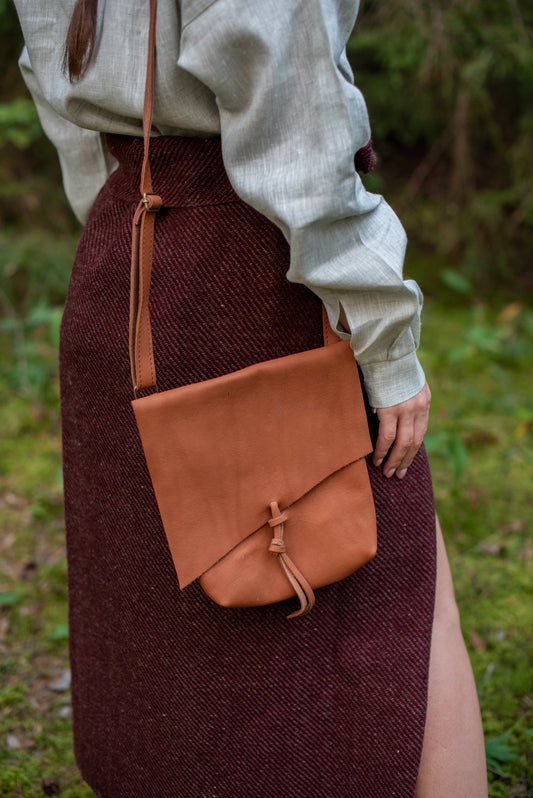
top-left (373, 413), bottom-right (399, 469)
top-left (372, 383), bottom-right (431, 479)
top-left (383, 414), bottom-right (418, 478)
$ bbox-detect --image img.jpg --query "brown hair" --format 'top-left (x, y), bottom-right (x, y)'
top-left (63, 0), bottom-right (99, 81)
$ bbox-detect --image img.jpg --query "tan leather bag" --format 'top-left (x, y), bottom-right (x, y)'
top-left (129, 0), bottom-right (377, 618)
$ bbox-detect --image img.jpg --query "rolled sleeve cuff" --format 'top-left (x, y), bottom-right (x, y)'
top-left (359, 351), bottom-right (426, 409)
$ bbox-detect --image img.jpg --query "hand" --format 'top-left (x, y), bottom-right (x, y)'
top-left (372, 382), bottom-right (431, 479)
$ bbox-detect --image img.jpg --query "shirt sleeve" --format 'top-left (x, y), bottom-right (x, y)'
top-left (178, 0), bottom-right (426, 408)
top-left (18, 46), bottom-right (116, 224)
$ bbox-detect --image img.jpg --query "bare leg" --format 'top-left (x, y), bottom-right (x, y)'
top-left (414, 517), bottom-right (488, 798)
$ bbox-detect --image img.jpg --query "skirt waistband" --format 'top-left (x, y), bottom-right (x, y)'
top-left (105, 134), bottom-right (240, 208)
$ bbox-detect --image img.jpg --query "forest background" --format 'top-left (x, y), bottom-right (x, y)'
top-left (0, 1), bottom-right (532, 796)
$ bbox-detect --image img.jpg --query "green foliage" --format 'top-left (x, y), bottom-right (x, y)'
top-left (0, 230), bottom-right (78, 310)
top-left (420, 300), bottom-right (533, 507)
top-left (0, 229), bottom-right (78, 404)
top-left (440, 268), bottom-right (474, 297)
top-left (0, 591), bottom-right (26, 607)
top-left (486, 733), bottom-right (519, 778)
top-left (0, 0), bottom-right (24, 76)
top-left (0, 3), bottom-right (78, 231)
top-left (424, 430), bottom-right (469, 487)
top-left (0, 300), bottom-right (63, 400)
top-left (0, 98), bottom-right (41, 149)
top-left (47, 623), bottom-right (69, 642)
top-left (350, 0), bottom-right (533, 295)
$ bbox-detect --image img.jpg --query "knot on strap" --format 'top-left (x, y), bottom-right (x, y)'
top-left (268, 538), bottom-right (286, 554)
top-left (266, 501), bottom-right (316, 619)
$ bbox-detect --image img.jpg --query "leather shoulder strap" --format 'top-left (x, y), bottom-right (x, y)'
top-left (129, 0), bottom-right (161, 393)
top-left (128, 0), bottom-right (339, 393)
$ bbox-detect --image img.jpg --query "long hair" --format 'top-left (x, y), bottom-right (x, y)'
top-left (63, 0), bottom-right (99, 81)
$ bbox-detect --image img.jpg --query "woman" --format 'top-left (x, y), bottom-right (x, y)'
top-left (14, 1), bottom-right (487, 796)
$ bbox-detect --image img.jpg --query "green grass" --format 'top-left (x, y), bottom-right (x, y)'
top-left (419, 300), bottom-right (533, 796)
top-left (0, 234), bottom-right (532, 796)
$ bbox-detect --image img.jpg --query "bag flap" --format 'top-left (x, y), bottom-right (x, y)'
top-left (132, 340), bottom-right (372, 588)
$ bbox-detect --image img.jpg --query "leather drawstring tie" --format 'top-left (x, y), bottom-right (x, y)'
top-left (268, 502), bottom-right (315, 619)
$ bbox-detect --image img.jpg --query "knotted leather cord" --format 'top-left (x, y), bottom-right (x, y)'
top-left (268, 502), bottom-right (316, 618)
top-left (129, 0), bottom-right (337, 614)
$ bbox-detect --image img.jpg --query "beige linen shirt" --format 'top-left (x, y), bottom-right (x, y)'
top-left (14, 0), bottom-right (426, 408)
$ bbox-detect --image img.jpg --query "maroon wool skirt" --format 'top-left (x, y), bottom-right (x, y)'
top-left (59, 134), bottom-right (436, 798)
